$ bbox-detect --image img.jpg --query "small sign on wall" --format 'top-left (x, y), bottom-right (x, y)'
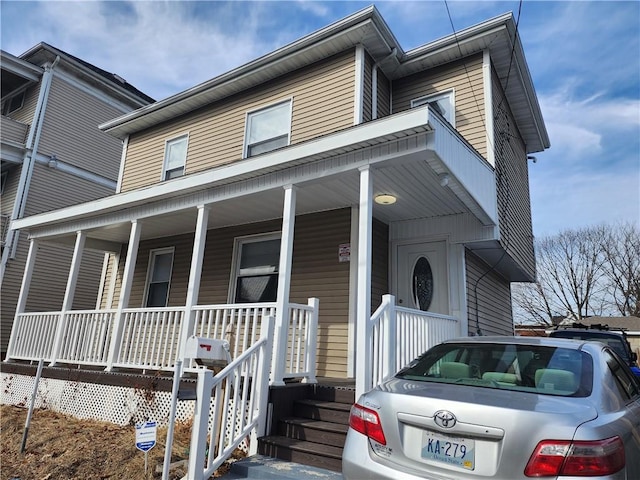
top-left (339, 243), bottom-right (350, 263)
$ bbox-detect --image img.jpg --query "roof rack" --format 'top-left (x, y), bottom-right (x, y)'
top-left (553, 322), bottom-right (629, 334)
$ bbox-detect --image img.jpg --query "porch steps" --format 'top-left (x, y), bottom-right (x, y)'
top-left (257, 384), bottom-right (355, 472)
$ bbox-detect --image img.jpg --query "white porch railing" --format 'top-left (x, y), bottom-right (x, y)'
top-left (6, 300), bottom-right (319, 384)
top-left (368, 294), bottom-right (459, 390)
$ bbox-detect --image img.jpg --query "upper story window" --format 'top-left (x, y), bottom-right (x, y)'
top-left (1, 91), bottom-right (26, 116)
top-left (231, 233), bottom-right (281, 303)
top-left (244, 100), bottom-right (292, 158)
top-left (412, 90), bottom-right (455, 126)
top-left (162, 135), bottom-right (188, 180)
top-left (144, 247), bottom-right (174, 307)
top-left (0, 170), bottom-right (8, 195)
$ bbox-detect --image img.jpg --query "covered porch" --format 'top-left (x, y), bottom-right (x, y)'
top-left (6, 106), bottom-right (497, 396)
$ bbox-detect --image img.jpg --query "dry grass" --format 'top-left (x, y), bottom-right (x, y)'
top-left (0, 404), bottom-right (244, 479)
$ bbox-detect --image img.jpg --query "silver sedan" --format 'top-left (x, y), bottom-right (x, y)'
top-left (342, 336), bottom-right (640, 479)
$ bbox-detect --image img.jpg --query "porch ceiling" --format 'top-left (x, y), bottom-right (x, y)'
top-left (42, 151), bottom-right (469, 249)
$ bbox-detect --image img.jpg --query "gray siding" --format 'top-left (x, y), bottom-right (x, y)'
top-left (8, 83), bottom-right (40, 127)
top-left (376, 70), bottom-right (391, 119)
top-left (371, 217), bottom-right (389, 311)
top-left (24, 163), bottom-right (113, 216)
top-left (37, 75), bottom-right (125, 180)
top-left (465, 249), bottom-right (514, 336)
top-left (392, 54), bottom-right (487, 158)
top-left (121, 50), bottom-right (356, 192)
top-left (362, 52), bottom-right (373, 122)
top-left (492, 69), bottom-right (535, 279)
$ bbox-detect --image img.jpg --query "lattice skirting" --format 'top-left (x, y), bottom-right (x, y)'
top-left (0, 372), bottom-right (249, 452)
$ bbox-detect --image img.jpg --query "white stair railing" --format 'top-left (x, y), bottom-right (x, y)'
top-left (183, 315), bottom-right (275, 480)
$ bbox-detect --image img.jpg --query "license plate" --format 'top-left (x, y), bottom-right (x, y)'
top-left (421, 430), bottom-right (475, 470)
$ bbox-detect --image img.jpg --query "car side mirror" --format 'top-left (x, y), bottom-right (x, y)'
top-left (631, 352), bottom-right (638, 363)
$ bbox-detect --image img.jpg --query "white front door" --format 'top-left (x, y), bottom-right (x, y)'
top-left (395, 241), bottom-right (449, 315)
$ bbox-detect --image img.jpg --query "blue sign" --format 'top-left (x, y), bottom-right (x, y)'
top-left (135, 421), bottom-right (157, 452)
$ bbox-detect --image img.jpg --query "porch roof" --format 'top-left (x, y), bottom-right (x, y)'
top-left (12, 106), bottom-right (496, 249)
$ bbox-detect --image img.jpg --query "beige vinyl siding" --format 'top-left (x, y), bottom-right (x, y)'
top-left (24, 163), bottom-right (113, 216)
top-left (376, 70), bottom-right (391, 119)
top-left (1, 116), bottom-right (29, 144)
top-left (8, 83), bottom-right (40, 127)
top-left (392, 53), bottom-right (487, 158)
top-left (1, 166), bottom-right (20, 216)
top-left (492, 70), bottom-right (535, 279)
top-left (371, 218), bottom-right (389, 311)
top-left (362, 52), bottom-right (373, 122)
top-left (108, 208), bottom-right (352, 377)
top-left (121, 50), bottom-right (356, 192)
top-left (465, 249), bottom-right (514, 336)
top-left (0, 230), bottom-right (26, 354)
top-left (37, 76), bottom-right (125, 180)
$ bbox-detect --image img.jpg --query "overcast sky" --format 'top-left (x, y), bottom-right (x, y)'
top-left (2, 1), bottom-right (638, 238)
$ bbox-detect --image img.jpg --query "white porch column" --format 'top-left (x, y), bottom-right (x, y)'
top-left (272, 185), bottom-right (296, 385)
top-left (178, 205), bottom-right (210, 369)
top-left (356, 166), bottom-right (373, 398)
top-left (50, 230), bottom-right (86, 366)
top-left (106, 220), bottom-right (141, 371)
top-left (6, 238), bottom-right (39, 358)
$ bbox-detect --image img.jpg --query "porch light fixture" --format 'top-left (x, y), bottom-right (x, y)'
top-left (374, 194), bottom-right (397, 205)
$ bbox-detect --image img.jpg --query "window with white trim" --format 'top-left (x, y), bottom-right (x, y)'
top-left (144, 248), bottom-right (174, 307)
top-left (1, 91), bottom-right (25, 116)
top-left (231, 234), bottom-right (281, 303)
top-left (412, 91), bottom-right (455, 126)
top-left (162, 135), bottom-right (188, 180)
top-left (244, 100), bottom-right (291, 157)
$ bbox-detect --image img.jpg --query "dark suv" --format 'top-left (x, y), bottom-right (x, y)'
top-left (549, 323), bottom-right (640, 378)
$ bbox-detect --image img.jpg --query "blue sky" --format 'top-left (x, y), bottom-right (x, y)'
top-left (1, 1), bottom-right (638, 237)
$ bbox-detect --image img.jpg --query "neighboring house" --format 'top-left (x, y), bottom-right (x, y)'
top-left (5, 6), bottom-right (548, 405)
top-left (0, 43), bottom-right (153, 357)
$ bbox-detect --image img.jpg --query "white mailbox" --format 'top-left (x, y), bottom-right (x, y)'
top-left (184, 336), bottom-right (231, 370)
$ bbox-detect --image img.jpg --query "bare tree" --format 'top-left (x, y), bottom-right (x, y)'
top-left (599, 222), bottom-right (640, 316)
top-left (513, 225), bottom-right (610, 324)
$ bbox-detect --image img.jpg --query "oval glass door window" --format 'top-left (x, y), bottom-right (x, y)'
top-left (412, 257), bottom-right (434, 311)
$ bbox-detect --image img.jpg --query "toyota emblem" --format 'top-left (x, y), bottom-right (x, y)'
top-left (433, 410), bottom-right (457, 429)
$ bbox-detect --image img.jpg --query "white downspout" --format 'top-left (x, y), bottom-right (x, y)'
top-left (0, 56), bottom-right (59, 284)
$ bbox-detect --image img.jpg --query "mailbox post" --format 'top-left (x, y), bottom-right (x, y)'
top-left (162, 337), bottom-right (232, 480)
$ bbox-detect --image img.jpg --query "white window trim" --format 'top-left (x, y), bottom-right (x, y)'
top-left (161, 134), bottom-right (189, 181)
top-left (228, 232), bottom-right (281, 303)
top-left (411, 89), bottom-right (456, 127)
top-left (243, 99), bottom-right (293, 158)
top-left (143, 247), bottom-right (175, 307)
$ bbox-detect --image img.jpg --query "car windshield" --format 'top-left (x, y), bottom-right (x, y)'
top-left (396, 342), bottom-right (593, 397)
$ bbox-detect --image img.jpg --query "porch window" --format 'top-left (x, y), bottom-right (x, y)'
top-left (1, 91), bottom-right (25, 115)
top-left (162, 135), bottom-right (188, 180)
top-left (244, 100), bottom-right (291, 158)
top-left (144, 248), bottom-right (174, 307)
top-left (412, 90), bottom-right (455, 126)
top-left (232, 234), bottom-right (281, 303)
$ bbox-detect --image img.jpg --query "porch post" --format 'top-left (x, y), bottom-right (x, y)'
top-left (178, 205), bottom-right (209, 369)
top-left (356, 166), bottom-right (373, 398)
top-left (272, 184), bottom-right (296, 385)
top-left (50, 230), bottom-right (86, 366)
top-left (6, 238), bottom-right (39, 359)
top-left (106, 220), bottom-right (141, 371)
